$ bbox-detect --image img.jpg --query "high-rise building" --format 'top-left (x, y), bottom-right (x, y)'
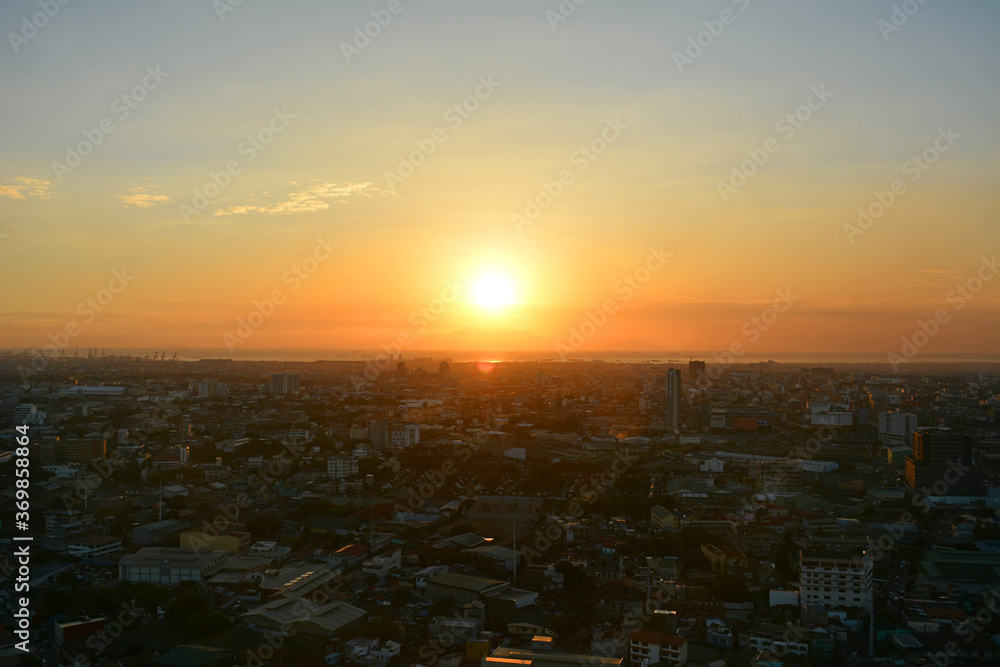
top-left (369, 421), bottom-right (388, 450)
top-left (757, 459), bottom-right (803, 493)
top-left (799, 549), bottom-right (873, 613)
top-left (438, 361), bottom-right (450, 377)
top-left (328, 456), bottom-right (359, 480)
top-left (878, 411), bottom-right (918, 447)
top-left (198, 380), bottom-right (217, 398)
top-left (55, 435), bottom-right (107, 463)
top-left (388, 422), bottom-right (420, 448)
top-left (368, 421), bottom-right (419, 450)
top-left (905, 427), bottom-right (979, 493)
top-left (688, 360), bottom-right (706, 381)
top-left (665, 369), bottom-right (681, 432)
top-left (271, 373), bottom-right (300, 395)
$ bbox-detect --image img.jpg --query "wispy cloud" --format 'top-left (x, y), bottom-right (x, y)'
top-left (214, 180), bottom-right (391, 216)
top-left (117, 181), bottom-right (172, 208)
top-left (0, 177), bottom-right (53, 200)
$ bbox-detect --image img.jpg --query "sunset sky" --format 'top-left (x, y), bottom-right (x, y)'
top-left (1, 1), bottom-right (999, 359)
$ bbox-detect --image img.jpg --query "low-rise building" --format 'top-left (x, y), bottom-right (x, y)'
top-left (241, 597), bottom-right (367, 639)
top-left (483, 646), bottom-right (622, 667)
top-left (118, 547), bottom-right (228, 585)
top-left (247, 540), bottom-right (292, 565)
top-left (180, 529), bottom-right (252, 555)
top-left (651, 505), bottom-right (680, 530)
top-left (67, 535), bottom-right (123, 559)
top-left (426, 572), bottom-right (508, 605)
top-left (361, 548), bottom-right (401, 579)
top-left (462, 545), bottom-right (521, 571)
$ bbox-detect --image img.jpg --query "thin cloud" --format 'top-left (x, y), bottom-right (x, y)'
top-left (214, 180), bottom-right (391, 216)
top-left (0, 177), bottom-right (53, 200)
top-left (117, 181), bottom-right (172, 208)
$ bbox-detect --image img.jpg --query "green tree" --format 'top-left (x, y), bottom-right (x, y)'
top-left (364, 615), bottom-right (403, 642)
top-left (430, 598), bottom-right (453, 616)
top-left (554, 560), bottom-right (587, 588)
top-left (185, 610), bottom-right (230, 636)
top-left (165, 594), bottom-right (209, 628)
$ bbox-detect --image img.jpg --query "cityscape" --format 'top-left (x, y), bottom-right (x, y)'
top-left (2, 2), bottom-right (1000, 667)
top-left (3, 355), bottom-right (1000, 666)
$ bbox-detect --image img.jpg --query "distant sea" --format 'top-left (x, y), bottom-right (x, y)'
top-left (11, 348), bottom-right (999, 365)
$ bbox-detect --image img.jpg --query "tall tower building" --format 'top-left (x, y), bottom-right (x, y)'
top-left (271, 373), bottom-right (300, 395)
top-left (665, 368), bottom-right (681, 432)
top-left (688, 360), bottom-right (706, 382)
top-left (904, 427), bottom-right (978, 493)
top-left (878, 411), bottom-right (918, 447)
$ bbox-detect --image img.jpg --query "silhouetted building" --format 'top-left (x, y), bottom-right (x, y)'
top-left (905, 427), bottom-right (979, 494)
top-left (271, 373), bottom-right (300, 395)
top-left (665, 368), bottom-right (680, 432)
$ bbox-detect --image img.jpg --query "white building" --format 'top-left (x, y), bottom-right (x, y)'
top-left (809, 402), bottom-right (854, 427)
top-left (247, 541), bottom-right (292, 565)
top-left (388, 422), bottom-right (419, 448)
top-left (699, 458), bottom-right (724, 472)
top-left (769, 589), bottom-right (800, 607)
top-left (800, 549), bottom-right (873, 613)
top-left (879, 411), bottom-right (918, 447)
top-left (362, 549), bottom-right (401, 579)
top-left (67, 535), bottom-right (123, 559)
top-left (328, 456), bottom-right (359, 480)
top-left (629, 630), bottom-right (687, 667)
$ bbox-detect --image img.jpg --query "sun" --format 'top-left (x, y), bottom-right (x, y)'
top-left (472, 274), bottom-right (515, 310)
